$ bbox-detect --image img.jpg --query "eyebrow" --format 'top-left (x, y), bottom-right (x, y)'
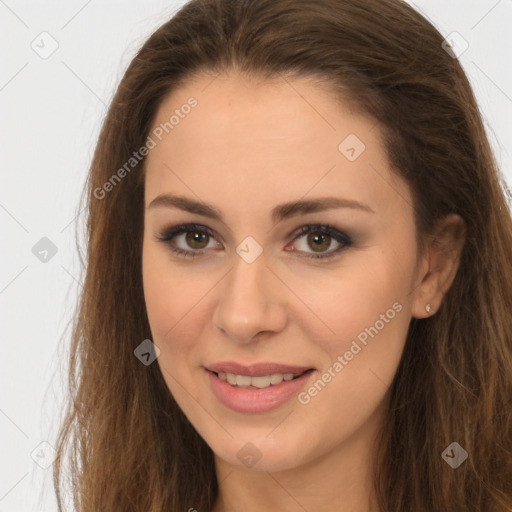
top-left (147, 193), bottom-right (375, 223)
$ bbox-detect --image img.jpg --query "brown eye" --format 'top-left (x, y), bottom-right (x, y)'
top-left (184, 230), bottom-right (210, 249)
top-left (157, 223), bottom-right (220, 258)
top-left (157, 222), bottom-right (352, 261)
top-left (305, 231), bottom-right (333, 253)
top-left (290, 224), bottom-right (353, 260)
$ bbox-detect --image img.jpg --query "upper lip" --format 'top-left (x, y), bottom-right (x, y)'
top-left (205, 361), bottom-right (314, 377)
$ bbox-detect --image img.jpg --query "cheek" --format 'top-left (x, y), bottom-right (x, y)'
top-left (293, 249), bottom-right (413, 356)
top-left (288, 254), bottom-right (413, 452)
top-left (142, 242), bottom-right (203, 352)
top-left (142, 243), bottom-right (209, 410)
top-left (292, 255), bottom-right (413, 438)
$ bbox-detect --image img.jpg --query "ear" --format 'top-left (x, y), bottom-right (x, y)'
top-left (411, 213), bottom-right (466, 319)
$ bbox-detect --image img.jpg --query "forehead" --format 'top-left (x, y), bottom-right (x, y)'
top-left (143, 72), bottom-right (412, 223)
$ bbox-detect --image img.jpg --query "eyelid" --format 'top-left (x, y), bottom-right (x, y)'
top-left (156, 222), bottom-right (353, 260)
top-left (156, 223), bottom-right (219, 258)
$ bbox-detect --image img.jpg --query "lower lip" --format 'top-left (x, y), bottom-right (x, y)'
top-left (206, 368), bottom-right (315, 413)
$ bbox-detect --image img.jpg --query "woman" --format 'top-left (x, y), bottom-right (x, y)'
top-left (53, 0), bottom-right (512, 510)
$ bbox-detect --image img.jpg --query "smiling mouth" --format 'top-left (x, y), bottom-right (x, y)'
top-left (210, 369), bottom-right (313, 390)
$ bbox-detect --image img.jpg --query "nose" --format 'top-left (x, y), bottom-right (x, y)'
top-left (212, 249), bottom-right (287, 344)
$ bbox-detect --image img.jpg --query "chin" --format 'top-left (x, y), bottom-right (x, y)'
top-left (209, 432), bottom-right (312, 472)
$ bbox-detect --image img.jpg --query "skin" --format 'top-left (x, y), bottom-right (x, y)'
top-left (141, 71), bottom-right (465, 512)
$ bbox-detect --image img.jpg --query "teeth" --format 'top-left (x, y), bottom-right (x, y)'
top-left (236, 375), bottom-right (251, 387)
top-left (217, 371), bottom-right (304, 389)
top-left (270, 374), bottom-right (284, 385)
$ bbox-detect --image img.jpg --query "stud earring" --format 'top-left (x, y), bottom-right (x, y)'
top-left (425, 303), bottom-right (432, 314)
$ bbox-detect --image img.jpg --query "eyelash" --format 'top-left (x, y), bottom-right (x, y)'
top-left (156, 222), bottom-right (353, 260)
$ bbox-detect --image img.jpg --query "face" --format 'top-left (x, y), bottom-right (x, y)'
top-left (142, 71), bottom-right (423, 472)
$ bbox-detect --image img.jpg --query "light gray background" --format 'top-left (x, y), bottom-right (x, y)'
top-left (1, 1), bottom-right (511, 510)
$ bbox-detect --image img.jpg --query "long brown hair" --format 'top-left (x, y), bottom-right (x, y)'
top-left (52, 0), bottom-right (512, 510)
